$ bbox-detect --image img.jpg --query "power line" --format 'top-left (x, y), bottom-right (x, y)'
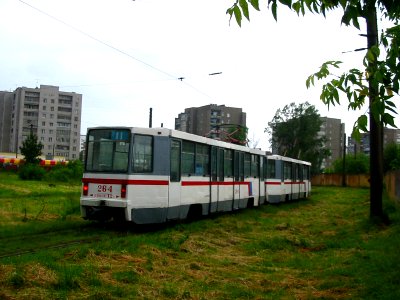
top-left (17, 0), bottom-right (218, 101)
top-left (18, 0), bottom-right (178, 80)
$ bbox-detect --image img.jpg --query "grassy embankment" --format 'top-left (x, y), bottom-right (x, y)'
top-left (0, 171), bottom-right (399, 299)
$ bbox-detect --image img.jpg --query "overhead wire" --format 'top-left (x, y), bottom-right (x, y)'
top-left (17, 0), bottom-right (216, 101)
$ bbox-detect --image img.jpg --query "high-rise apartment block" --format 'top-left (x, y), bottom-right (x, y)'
top-left (175, 104), bottom-right (246, 139)
top-left (348, 127), bottom-right (400, 155)
top-left (318, 117), bottom-right (345, 169)
top-left (0, 85), bottom-right (82, 160)
top-left (270, 116), bottom-right (345, 169)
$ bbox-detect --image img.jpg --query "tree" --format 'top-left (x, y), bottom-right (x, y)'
top-left (267, 102), bottom-right (329, 174)
top-left (20, 129), bottom-right (43, 164)
top-left (383, 142), bottom-right (400, 172)
top-left (227, 0), bottom-right (400, 221)
top-left (331, 153), bottom-right (370, 174)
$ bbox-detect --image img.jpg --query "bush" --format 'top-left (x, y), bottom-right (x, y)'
top-left (18, 163), bottom-right (46, 180)
top-left (45, 160), bottom-right (83, 183)
top-left (383, 142), bottom-right (400, 173)
top-left (331, 153), bottom-right (369, 174)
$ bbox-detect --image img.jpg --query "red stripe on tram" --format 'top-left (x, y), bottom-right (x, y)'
top-left (82, 178), bottom-right (169, 185)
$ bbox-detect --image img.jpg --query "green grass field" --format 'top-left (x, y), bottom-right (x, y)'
top-left (0, 171), bottom-right (399, 299)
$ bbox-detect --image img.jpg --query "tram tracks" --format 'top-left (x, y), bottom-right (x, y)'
top-left (0, 225), bottom-right (105, 259)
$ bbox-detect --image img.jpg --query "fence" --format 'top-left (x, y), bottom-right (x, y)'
top-left (311, 174), bottom-right (370, 188)
top-left (312, 171), bottom-right (400, 202)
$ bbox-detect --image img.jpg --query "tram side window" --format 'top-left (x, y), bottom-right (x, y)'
top-left (132, 135), bottom-right (153, 173)
top-left (170, 140), bottom-right (181, 182)
top-left (224, 150), bottom-right (233, 178)
top-left (251, 154), bottom-right (259, 178)
top-left (195, 143), bottom-right (209, 176)
top-left (284, 162), bottom-right (292, 180)
top-left (293, 164), bottom-right (298, 181)
top-left (218, 148), bottom-right (224, 181)
top-left (266, 159), bottom-right (276, 179)
top-left (298, 164), bottom-right (303, 181)
top-left (305, 165), bottom-right (310, 180)
top-left (244, 153), bottom-right (251, 178)
top-left (182, 141), bottom-right (195, 175)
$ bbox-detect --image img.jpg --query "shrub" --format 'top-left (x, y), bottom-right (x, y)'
top-left (331, 153), bottom-right (369, 174)
top-left (383, 142), bottom-right (400, 173)
top-left (45, 160), bottom-right (83, 183)
top-left (18, 163), bottom-right (46, 180)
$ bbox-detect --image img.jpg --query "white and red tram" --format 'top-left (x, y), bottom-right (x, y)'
top-left (80, 127), bottom-right (311, 224)
top-left (265, 155), bottom-right (311, 203)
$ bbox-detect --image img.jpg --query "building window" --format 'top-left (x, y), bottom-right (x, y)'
top-left (42, 121), bottom-right (46, 126)
top-left (43, 106), bottom-right (46, 110)
top-left (50, 123), bottom-right (53, 127)
top-left (51, 107), bottom-right (54, 111)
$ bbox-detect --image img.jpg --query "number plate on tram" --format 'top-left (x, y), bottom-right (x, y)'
top-left (90, 184), bottom-right (121, 199)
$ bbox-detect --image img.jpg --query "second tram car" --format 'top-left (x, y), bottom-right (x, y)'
top-left (80, 127), bottom-right (311, 224)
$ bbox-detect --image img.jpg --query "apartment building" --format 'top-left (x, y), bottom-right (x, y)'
top-left (0, 85), bottom-right (82, 160)
top-left (318, 117), bottom-right (345, 169)
top-left (175, 104), bottom-right (246, 140)
top-left (348, 127), bottom-right (400, 155)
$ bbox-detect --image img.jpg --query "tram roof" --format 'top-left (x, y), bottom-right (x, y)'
top-left (88, 126), bottom-right (265, 155)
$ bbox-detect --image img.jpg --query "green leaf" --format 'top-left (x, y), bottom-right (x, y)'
top-left (279, 0), bottom-right (292, 8)
top-left (351, 126), bottom-right (361, 142)
top-left (333, 88), bottom-right (340, 103)
top-left (239, 0), bottom-right (250, 21)
top-left (382, 113), bottom-right (396, 127)
top-left (357, 115), bottom-right (368, 132)
top-left (304, 0), bottom-right (313, 13)
top-left (371, 45), bottom-right (380, 57)
top-left (306, 75), bottom-right (315, 88)
top-left (249, 0), bottom-right (260, 11)
top-left (386, 100), bottom-right (397, 108)
top-left (338, 0), bottom-right (347, 10)
top-left (292, 1), bottom-right (301, 14)
top-left (233, 5), bottom-right (242, 26)
top-left (271, 1), bottom-right (278, 21)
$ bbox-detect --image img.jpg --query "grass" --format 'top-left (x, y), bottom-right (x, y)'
top-left (0, 170), bottom-right (399, 299)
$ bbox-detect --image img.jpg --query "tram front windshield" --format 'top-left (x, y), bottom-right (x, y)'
top-left (85, 129), bottom-right (130, 173)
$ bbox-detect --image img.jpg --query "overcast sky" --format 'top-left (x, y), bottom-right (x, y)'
top-left (1, 0), bottom-right (397, 150)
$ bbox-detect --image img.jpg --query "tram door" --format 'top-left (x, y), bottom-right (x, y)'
top-left (168, 139), bottom-right (181, 220)
top-left (293, 163), bottom-right (300, 200)
top-left (233, 151), bottom-right (243, 210)
top-left (210, 146), bottom-right (218, 213)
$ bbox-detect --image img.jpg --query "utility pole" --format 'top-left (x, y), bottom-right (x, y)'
top-left (342, 133), bottom-right (346, 187)
top-left (149, 108), bottom-right (153, 128)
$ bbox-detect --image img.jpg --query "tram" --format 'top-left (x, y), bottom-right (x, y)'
top-left (80, 127), bottom-right (311, 224)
